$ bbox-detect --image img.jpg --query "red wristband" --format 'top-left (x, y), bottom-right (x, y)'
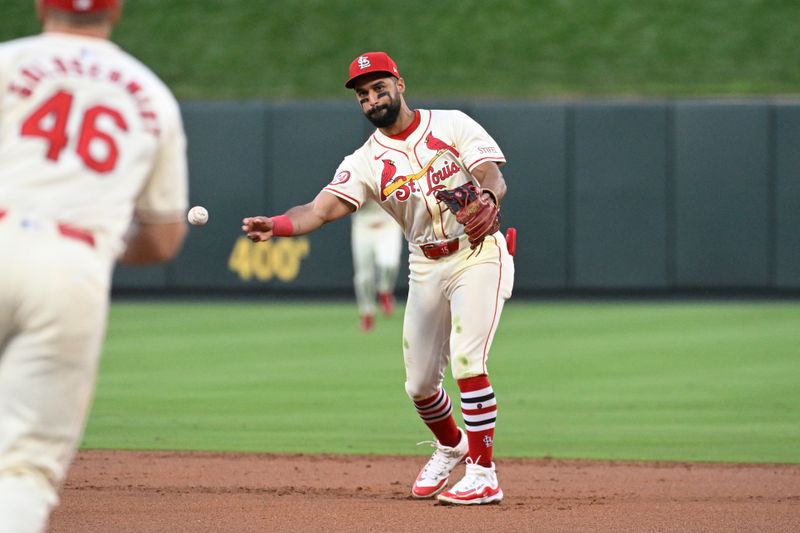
top-left (271, 215), bottom-right (294, 236)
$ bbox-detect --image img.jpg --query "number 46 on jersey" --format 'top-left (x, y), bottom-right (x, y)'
top-left (21, 89), bottom-right (127, 173)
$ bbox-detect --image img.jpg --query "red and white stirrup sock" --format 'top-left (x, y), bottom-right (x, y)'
top-left (414, 389), bottom-right (461, 448)
top-left (458, 375), bottom-right (496, 467)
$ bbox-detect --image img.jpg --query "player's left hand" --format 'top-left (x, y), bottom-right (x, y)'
top-left (241, 216), bottom-right (274, 242)
top-left (435, 183), bottom-right (500, 250)
top-left (459, 192), bottom-right (500, 249)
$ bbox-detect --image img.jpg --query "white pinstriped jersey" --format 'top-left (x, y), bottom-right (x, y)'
top-left (324, 109), bottom-right (505, 246)
top-left (0, 32), bottom-right (188, 259)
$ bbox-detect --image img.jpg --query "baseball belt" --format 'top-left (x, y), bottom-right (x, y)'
top-left (419, 238), bottom-right (460, 260)
top-left (0, 209), bottom-right (95, 248)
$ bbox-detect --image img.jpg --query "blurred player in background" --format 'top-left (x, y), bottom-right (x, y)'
top-left (242, 51), bottom-right (513, 505)
top-left (351, 197), bottom-right (403, 332)
top-left (0, 1), bottom-right (189, 531)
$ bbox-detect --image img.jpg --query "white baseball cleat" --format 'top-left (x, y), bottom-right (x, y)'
top-left (436, 459), bottom-right (504, 505)
top-left (411, 427), bottom-right (468, 498)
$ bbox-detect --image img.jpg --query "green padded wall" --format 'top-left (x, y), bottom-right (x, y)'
top-left (112, 100), bottom-right (799, 294)
top-left (775, 104), bottom-right (800, 288)
top-left (673, 103), bottom-right (770, 287)
top-left (265, 102), bottom-right (376, 291)
top-left (572, 103), bottom-right (669, 288)
top-left (170, 102), bottom-right (271, 289)
top-left (469, 103), bottom-right (569, 290)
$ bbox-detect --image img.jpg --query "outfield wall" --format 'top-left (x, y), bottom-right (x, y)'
top-left (113, 100), bottom-right (800, 294)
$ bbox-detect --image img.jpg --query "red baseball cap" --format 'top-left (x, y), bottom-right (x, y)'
top-left (43, 0), bottom-right (118, 12)
top-left (345, 52), bottom-right (401, 89)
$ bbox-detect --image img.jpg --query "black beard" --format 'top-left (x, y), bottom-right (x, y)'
top-left (366, 99), bottom-right (401, 128)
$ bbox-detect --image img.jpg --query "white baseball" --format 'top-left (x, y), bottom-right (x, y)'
top-left (187, 205), bottom-right (209, 226)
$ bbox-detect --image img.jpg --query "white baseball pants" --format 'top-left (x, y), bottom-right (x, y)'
top-left (0, 217), bottom-right (110, 533)
top-left (402, 231), bottom-right (514, 400)
top-left (351, 218), bottom-right (403, 316)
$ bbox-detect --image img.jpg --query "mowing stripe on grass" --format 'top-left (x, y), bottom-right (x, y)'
top-left (82, 300), bottom-right (800, 463)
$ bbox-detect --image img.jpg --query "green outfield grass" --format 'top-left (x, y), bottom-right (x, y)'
top-left (1, 1), bottom-right (798, 99)
top-left (82, 300), bottom-right (800, 464)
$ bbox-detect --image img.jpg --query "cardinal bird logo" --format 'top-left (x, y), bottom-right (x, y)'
top-left (425, 132), bottom-right (459, 158)
top-left (379, 159), bottom-right (397, 201)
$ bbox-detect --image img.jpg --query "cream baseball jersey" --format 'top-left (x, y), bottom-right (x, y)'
top-left (324, 109), bottom-right (505, 245)
top-left (0, 32), bottom-right (188, 260)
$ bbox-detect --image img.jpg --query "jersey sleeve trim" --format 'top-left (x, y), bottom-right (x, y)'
top-left (467, 156), bottom-right (506, 172)
top-left (323, 187), bottom-right (362, 209)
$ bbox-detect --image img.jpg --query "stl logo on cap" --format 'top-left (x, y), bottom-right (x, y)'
top-left (345, 51), bottom-right (401, 88)
top-left (74, 0), bottom-right (94, 10)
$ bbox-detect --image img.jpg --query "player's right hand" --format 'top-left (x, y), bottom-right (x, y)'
top-left (241, 216), bottom-right (274, 242)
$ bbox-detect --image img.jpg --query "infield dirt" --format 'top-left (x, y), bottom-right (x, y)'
top-left (49, 450), bottom-right (800, 532)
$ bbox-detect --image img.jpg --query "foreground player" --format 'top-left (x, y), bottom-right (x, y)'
top-left (351, 197), bottom-right (403, 332)
top-left (243, 51), bottom-right (514, 505)
top-left (0, 1), bottom-right (189, 530)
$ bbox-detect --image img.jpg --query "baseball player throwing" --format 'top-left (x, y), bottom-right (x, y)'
top-left (243, 51), bottom-right (514, 505)
top-left (0, 1), bottom-right (189, 531)
top-left (351, 197), bottom-right (403, 331)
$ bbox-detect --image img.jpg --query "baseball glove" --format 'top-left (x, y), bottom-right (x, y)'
top-left (435, 183), bottom-right (500, 252)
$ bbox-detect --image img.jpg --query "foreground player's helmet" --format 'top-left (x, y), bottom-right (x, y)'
top-left (43, 0), bottom-right (118, 12)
